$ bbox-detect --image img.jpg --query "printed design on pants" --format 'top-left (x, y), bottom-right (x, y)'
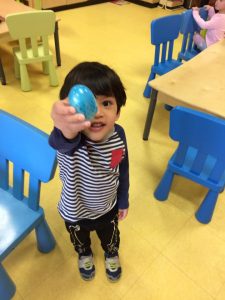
top-left (68, 225), bottom-right (87, 255)
top-left (106, 219), bottom-right (119, 255)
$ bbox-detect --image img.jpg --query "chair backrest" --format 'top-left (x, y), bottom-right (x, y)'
top-left (179, 8), bottom-right (208, 56)
top-left (170, 107), bottom-right (225, 183)
top-left (6, 10), bottom-right (55, 59)
top-left (180, 8), bottom-right (208, 35)
top-left (0, 110), bottom-right (57, 210)
top-left (151, 14), bottom-right (182, 65)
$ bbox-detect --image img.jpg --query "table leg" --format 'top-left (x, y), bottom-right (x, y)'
top-left (143, 89), bottom-right (158, 140)
top-left (54, 21), bottom-right (61, 67)
top-left (0, 58), bottom-right (6, 85)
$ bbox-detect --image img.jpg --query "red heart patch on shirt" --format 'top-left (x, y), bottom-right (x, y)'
top-left (110, 148), bottom-right (123, 168)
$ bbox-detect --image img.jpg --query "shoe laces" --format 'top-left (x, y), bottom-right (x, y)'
top-left (79, 255), bottom-right (94, 270)
top-left (106, 256), bottom-right (120, 272)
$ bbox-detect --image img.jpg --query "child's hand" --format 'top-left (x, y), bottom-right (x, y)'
top-left (192, 6), bottom-right (199, 11)
top-left (204, 5), bottom-right (212, 10)
top-left (51, 99), bottom-right (91, 139)
top-left (118, 208), bottom-right (128, 221)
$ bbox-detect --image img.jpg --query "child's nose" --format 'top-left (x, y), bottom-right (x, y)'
top-left (95, 104), bottom-right (103, 117)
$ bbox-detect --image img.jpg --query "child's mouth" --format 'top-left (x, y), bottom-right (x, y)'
top-left (90, 122), bottom-right (105, 131)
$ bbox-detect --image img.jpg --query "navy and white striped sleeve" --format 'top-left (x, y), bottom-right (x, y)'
top-left (116, 125), bottom-right (129, 210)
top-left (48, 127), bottom-right (82, 155)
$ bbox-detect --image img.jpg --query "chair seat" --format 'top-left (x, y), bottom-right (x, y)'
top-left (178, 51), bottom-right (196, 61)
top-left (152, 59), bottom-right (182, 76)
top-left (14, 46), bottom-right (52, 63)
top-left (0, 188), bottom-right (43, 261)
top-left (169, 147), bottom-right (225, 191)
top-left (178, 49), bottom-right (200, 61)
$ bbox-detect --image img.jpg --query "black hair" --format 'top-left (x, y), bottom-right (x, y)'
top-left (60, 62), bottom-right (126, 113)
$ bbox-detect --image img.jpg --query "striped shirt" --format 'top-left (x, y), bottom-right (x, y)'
top-left (49, 124), bottom-right (129, 223)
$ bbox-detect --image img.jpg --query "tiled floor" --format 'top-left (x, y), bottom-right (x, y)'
top-left (1, 3), bottom-right (225, 300)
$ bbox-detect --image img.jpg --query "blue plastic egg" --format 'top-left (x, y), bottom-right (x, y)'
top-left (68, 84), bottom-right (97, 120)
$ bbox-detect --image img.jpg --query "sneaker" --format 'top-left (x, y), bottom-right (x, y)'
top-left (78, 254), bottom-right (95, 281)
top-left (105, 254), bottom-right (121, 282)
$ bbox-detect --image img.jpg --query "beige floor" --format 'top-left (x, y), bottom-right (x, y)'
top-left (1, 2), bottom-right (225, 300)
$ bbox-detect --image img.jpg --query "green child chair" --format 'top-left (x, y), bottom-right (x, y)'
top-left (6, 10), bottom-right (58, 92)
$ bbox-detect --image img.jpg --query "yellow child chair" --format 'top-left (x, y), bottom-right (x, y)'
top-left (6, 10), bottom-right (58, 91)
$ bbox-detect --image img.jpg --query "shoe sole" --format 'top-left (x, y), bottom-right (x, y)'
top-left (80, 271), bottom-right (95, 281)
top-left (106, 274), bottom-right (121, 282)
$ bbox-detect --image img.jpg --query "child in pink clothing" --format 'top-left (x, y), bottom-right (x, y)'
top-left (192, 0), bottom-right (225, 50)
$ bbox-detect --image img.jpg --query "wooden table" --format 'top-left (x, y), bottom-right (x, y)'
top-left (143, 39), bottom-right (225, 140)
top-left (0, 0), bottom-right (61, 85)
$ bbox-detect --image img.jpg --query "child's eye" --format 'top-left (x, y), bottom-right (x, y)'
top-left (102, 100), bottom-right (112, 107)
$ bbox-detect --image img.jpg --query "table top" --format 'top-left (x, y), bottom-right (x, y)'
top-left (149, 39), bottom-right (225, 119)
top-left (0, 0), bottom-right (33, 17)
top-left (0, 0), bottom-right (34, 40)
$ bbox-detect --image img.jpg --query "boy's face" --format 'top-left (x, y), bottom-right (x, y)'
top-left (215, 0), bottom-right (225, 12)
top-left (82, 95), bottom-right (120, 142)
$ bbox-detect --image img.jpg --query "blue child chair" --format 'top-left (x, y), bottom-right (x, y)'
top-left (143, 14), bottom-right (182, 98)
top-left (0, 110), bottom-right (57, 300)
top-left (154, 106), bottom-right (225, 224)
top-left (177, 8), bottom-right (208, 62)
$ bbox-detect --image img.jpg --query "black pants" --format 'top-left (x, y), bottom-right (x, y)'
top-left (65, 206), bottom-right (120, 257)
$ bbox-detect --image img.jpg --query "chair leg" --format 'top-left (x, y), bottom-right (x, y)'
top-left (0, 58), bottom-right (6, 85)
top-left (0, 263), bottom-right (16, 300)
top-left (48, 60), bottom-right (58, 87)
top-left (143, 71), bottom-right (156, 98)
top-left (42, 61), bottom-right (49, 75)
top-left (14, 56), bottom-right (20, 79)
top-left (195, 190), bottom-right (219, 224)
top-left (19, 64), bottom-right (31, 92)
top-left (154, 169), bottom-right (174, 201)
top-left (177, 53), bottom-right (182, 62)
top-left (35, 218), bottom-right (56, 253)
